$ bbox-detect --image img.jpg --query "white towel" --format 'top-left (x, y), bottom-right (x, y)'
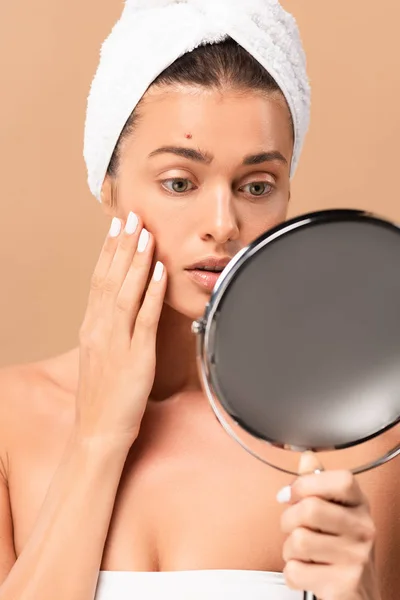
top-left (84, 0), bottom-right (311, 202)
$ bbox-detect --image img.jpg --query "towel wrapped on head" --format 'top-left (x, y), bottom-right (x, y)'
top-left (84, 0), bottom-right (311, 201)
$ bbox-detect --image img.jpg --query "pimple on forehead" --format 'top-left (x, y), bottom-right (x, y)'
top-left (184, 132), bottom-right (193, 139)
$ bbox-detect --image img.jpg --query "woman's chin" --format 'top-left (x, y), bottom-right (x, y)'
top-left (164, 285), bottom-right (211, 322)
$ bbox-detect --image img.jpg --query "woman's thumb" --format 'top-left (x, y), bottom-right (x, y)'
top-left (298, 450), bottom-right (324, 476)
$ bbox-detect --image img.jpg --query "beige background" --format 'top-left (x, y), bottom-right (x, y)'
top-left (0, 1), bottom-right (399, 366)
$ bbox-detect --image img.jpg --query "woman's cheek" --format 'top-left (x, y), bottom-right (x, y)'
top-left (150, 228), bottom-right (180, 271)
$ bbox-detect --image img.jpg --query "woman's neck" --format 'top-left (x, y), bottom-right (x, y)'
top-left (54, 305), bottom-right (201, 402)
top-left (151, 304), bottom-right (202, 401)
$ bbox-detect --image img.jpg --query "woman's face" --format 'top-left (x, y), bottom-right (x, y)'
top-left (104, 85), bottom-right (294, 320)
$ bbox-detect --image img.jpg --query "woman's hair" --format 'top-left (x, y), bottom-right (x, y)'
top-left (106, 37), bottom-right (292, 178)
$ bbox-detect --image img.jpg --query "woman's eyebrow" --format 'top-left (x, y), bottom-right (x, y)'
top-left (147, 146), bottom-right (287, 166)
top-left (242, 151), bottom-right (288, 166)
top-left (148, 146), bottom-right (213, 163)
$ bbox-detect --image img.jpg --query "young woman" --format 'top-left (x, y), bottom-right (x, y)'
top-left (0, 1), bottom-right (397, 599)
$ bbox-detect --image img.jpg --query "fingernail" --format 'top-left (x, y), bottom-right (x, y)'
top-left (125, 211), bottom-right (138, 235)
top-left (109, 217), bottom-right (122, 238)
top-left (276, 485), bottom-right (292, 504)
top-left (137, 229), bottom-right (150, 252)
top-left (153, 261), bottom-right (164, 282)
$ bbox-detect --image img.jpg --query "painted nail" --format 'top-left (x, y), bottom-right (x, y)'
top-left (153, 261), bottom-right (164, 282)
top-left (125, 211), bottom-right (138, 235)
top-left (276, 485), bottom-right (292, 504)
top-left (109, 217), bottom-right (122, 238)
top-left (137, 229), bottom-right (150, 252)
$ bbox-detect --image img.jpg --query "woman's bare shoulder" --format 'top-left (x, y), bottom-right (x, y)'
top-left (0, 349), bottom-right (79, 451)
top-left (0, 348), bottom-right (78, 398)
top-left (0, 361), bottom-right (45, 418)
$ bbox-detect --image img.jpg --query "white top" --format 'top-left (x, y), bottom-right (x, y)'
top-left (95, 570), bottom-right (302, 599)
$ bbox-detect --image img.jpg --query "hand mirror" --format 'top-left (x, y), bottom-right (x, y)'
top-left (192, 209), bottom-right (400, 600)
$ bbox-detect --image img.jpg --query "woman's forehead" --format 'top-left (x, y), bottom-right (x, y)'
top-left (130, 86), bottom-right (293, 157)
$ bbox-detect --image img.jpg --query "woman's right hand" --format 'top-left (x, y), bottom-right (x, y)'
top-left (74, 211), bottom-right (167, 447)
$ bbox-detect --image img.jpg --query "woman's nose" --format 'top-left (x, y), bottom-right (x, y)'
top-left (199, 187), bottom-right (240, 244)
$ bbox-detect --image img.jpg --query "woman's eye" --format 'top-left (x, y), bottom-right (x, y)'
top-left (162, 178), bottom-right (195, 194)
top-left (241, 182), bottom-right (274, 197)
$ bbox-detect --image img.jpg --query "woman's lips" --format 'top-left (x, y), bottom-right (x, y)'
top-left (185, 269), bottom-right (222, 292)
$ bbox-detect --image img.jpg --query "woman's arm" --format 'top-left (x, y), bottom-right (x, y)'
top-left (0, 434), bottom-right (130, 600)
top-left (0, 456), bottom-right (16, 586)
top-left (0, 213), bottom-right (167, 600)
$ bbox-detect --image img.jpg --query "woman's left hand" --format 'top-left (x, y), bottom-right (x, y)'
top-left (278, 452), bottom-right (381, 600)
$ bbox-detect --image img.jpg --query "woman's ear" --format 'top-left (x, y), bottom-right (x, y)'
top-left (100, 176), bottom-right (117, 217)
